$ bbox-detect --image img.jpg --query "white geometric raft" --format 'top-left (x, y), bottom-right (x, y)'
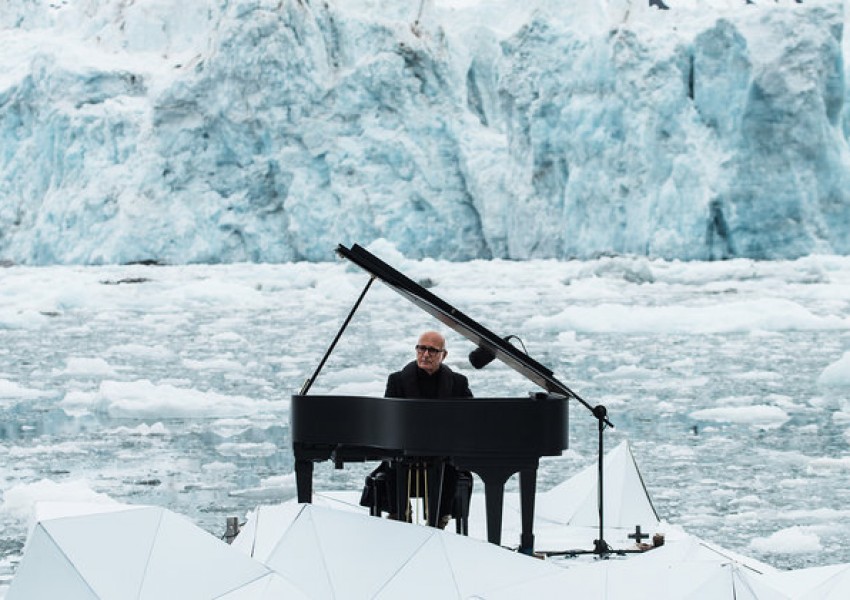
top-left (7, 441), bottom-right (850, 599)
top-left (503, 440), bottom-right (663, 551)
top-left (231, 502), bottom-right (559, 598)
top-left (304, 440), bottom-right (663, 553)
top-left (5, 503), bottom-right (308, 600)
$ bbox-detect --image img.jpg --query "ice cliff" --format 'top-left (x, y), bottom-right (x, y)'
top-left (1, 0), bottom-right (848, 264)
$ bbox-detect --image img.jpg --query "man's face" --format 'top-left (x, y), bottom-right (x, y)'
top-left (415, 332), bottom-right (446, 375)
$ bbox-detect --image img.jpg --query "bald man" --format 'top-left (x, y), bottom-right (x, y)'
top-left (385, 330), bottom-right (472, 399)
top-left (361, 331), bottom-right (473, 529)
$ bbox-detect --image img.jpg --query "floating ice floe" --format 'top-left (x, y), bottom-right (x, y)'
top-left (689, 405), bottom-right (791, 429)
top-left (817, 351), bottom-right (850, 387)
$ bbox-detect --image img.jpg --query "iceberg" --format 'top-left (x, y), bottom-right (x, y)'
top-left (1, 0), bottom-right (849, 264)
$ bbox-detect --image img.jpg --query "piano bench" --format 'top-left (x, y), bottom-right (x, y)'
top-left (360, 471), bottom-right (388, 517)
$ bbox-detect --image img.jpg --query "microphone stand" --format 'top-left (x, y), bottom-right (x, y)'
top-left (561, 388), bottom-right (613, 557)
top-left (592, 404), bottom-right (612, 556)
top-left (534, 399), bottom-right (617, 559)
top-left (531, 360), bottom-right (614, 556)
top-left (469, 342), bottom-right (614, 556)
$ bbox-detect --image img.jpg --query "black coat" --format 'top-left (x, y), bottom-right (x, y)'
top-left (384, 361), bottom-right (472, 399)
top-left (360, 361), bottom-right (473, 518)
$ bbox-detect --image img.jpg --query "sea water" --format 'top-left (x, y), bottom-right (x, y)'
top-left (1, 254), bottom-right (849, 588)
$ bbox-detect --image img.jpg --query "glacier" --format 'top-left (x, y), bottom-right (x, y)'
top-left (1, 0), bottom-right (849, 264)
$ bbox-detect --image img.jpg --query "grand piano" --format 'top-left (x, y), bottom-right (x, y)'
top-left (292, 243), bottom-right (587, 555)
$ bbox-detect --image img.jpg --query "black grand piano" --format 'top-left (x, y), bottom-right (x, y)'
top-left (292, 244), bottom-right (595, 555)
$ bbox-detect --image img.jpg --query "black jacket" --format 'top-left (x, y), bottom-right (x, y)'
top-left (384, 361), bottom-right (472, 399)
top-left (360, 361), bottom-right (473, 518)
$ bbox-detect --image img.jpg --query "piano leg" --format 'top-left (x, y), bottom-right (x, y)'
top-left (483, 477), bottom-right (506, 546)
top-left (470, 463), bottom-right (536, 551)
top-left (519, 467), bottom-right (537, 555)
top-left (473, 465), bottom-right (516, 547)
top-left (295, 459), bottom-right (314, 503)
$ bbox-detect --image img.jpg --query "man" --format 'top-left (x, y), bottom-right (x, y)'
top-left (360, 331), bottom-right (472, 528)
top-left (385, 330), bottom-right (472, 399)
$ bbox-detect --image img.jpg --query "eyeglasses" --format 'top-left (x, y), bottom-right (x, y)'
top-left (415, 345), bottom-right (445, 355)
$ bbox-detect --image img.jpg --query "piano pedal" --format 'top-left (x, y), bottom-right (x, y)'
top-left (387, 512), bottom-right (412, 523)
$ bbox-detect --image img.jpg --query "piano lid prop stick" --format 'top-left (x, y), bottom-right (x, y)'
top-left (299, 275), bottom-right (376, 395)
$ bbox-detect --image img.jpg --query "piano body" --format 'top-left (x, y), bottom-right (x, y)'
top-left (291, 243), bottom-right (577, 554)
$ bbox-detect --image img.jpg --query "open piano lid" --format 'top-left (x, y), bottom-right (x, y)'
top-left (337, 243), bottom-right (578, 400)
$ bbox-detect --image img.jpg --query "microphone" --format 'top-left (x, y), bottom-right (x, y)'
top-left (469, 335), bottom-right (524, 369)
top-left (468, 345), bottom-right (496, 369)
